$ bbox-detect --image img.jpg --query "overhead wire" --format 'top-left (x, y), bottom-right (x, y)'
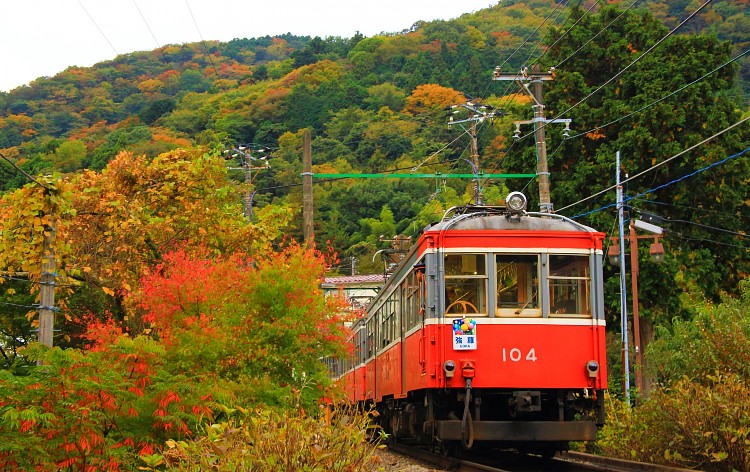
top-left (566, 47), bottom-right (750, 141)
top-left (478, 0), bottom-right (636, 203)
top-left (634, 199), bottom-right (750, 222)
top-left (544, 46), bottom-right (750, 164)
top-left (132, 0), bottom-right (161, 50)
top-left (185, 0), bottom-right (222, 80)
top-left (518, 0), bottom-right (715, 143)
top-left (662, 219), bottom-right (748, 238)
top-left (76, 0), bottom-right (119, 56)
top-left (557, 116), bottom-right (750, 214)
top-left (0, 151), bottom-right (51, 190)
top-left (519, 0), bottom-right (571, 68)
top-left (555, 0), bottom-right (642, 69)
top-left (532, 0), bottom-right (598, 67)
top-left (567, 142), bottom-right (750, 221)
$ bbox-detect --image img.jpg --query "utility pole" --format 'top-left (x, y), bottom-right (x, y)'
top-left (614, 152), bottom-right (631, 404)
top-left (493, 65), bottom-right (570, 213)
top-left (38, 212), bottom-right (57, 364)
top-left (302, 129), bottom-right (314, 244)
top-left (223, 146), bottom-right (270, 220)
top-left (447, 98), bottom-right (497, 205)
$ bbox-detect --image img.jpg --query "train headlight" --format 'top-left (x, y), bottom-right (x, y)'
top-left (443, 360), bottom-right (456, 378)
top-left (506, 191), bottom-right (527, 212)
top-left (586, 360), bottom-right (600, 378)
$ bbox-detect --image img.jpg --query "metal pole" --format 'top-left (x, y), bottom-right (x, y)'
top-left (616, 151), bottom-right (631, 404)
top-left (630, 221), bottom-right (644, 394)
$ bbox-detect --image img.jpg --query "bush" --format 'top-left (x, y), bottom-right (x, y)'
top-left (596, 374), bottom-right (750, 471)
top-left (646, 280), bottom-right (750, 386)
top-left (159, 403), bottom-right (384, 471)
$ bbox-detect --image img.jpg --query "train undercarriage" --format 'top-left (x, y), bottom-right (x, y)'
top-left (378, 387), bottom-right (605, 455)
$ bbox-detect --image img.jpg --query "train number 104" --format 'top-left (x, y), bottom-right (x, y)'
top-left (501, 347), bottom-right (538, 362)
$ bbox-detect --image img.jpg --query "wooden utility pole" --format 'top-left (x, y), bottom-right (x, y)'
top-left (302, 129), bottom-right (313, 243)
top-left (493, 65), bottom-right (569, 213)
top-left (38, 214), bottom-right (57, 350)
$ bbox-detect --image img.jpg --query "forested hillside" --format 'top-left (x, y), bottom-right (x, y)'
top-left (1, 0), bottom-right (748, 308)
top-left (1, 0), bottom-right (749, 468)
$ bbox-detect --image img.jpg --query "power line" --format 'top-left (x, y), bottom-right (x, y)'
top-left (132, 0), bottom-right (161, 50)
top-left (534, 0), bottom-right (598, 67)
top-left (185, 0), bottom-right (221, 80)
top-left (664, 219), bottom-right (748, 238)
top-left (520, 0), bottom-right (714, 142)
top-left (669, 232), bottom-right (749, 250)
top-left (76, 0), bottom-right (118, 56)
top-left (634, 199), bottom-right (750, 221)
top-left (567, 47), bottom-right (750, 141)
top-left (569, 143), bottom-right (750, 220)
top-left (558, 116), bottom-right (750, 213)
top-left (0, 151), bottom-right (51, 190)
top-left (555, 0), bottom-right (642, 69)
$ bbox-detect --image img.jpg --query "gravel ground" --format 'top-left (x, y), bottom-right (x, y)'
top-left (367, 446), bottom-right (444, 472)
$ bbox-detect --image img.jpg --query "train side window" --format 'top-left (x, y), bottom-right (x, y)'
top-left (366, 317), bottom-right (375, 359)
top-left (548, 255), bottom-right (591, 318)
top-left (444, 254), bottom-right (487, 316)
top-left (495, 254), bottom-right (541, 317)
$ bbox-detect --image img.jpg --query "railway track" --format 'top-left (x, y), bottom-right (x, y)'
top-left (386, 443), bottom-right (695, 472)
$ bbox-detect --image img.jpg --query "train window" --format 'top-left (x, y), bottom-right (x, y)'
top-left (548, 255), bottom-right (591, 318)
top-left (380, 291), bottom-right (399, 348)
top-left (444, 254), bottom-right (487, 316)
top-left (366, 317), bottom-right (375, 359)
top-left (495, 254), bottom-right (540, 317)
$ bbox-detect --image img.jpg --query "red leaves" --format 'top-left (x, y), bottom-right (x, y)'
top-left (157, 390), bottom-right (181, 409)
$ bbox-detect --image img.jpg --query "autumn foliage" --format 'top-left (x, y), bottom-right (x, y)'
top-left (0, 242), bottom-right (350, 470)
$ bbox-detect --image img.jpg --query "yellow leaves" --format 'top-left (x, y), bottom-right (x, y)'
top-left (102, 287), bottom-right (115, 296)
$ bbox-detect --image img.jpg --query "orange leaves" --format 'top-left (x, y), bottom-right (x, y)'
top-left (403, 84), bottom-right (462, 115)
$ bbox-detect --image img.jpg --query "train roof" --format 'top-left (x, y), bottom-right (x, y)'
top-left (424, 206), bottom-right (598, 234)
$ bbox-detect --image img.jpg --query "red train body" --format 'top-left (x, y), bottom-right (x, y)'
top-left (330, 201), bottom-right (607, 454)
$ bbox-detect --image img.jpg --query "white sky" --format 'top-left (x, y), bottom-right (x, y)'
top-left (1, 0), bottom-right (495, 92)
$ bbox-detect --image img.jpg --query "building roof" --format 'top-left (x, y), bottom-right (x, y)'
top-left (323, 274), bottom-right (386, 286)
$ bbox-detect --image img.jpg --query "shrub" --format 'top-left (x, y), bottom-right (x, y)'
top-left (159, 402), bottom-right (384, 471)
top-left (597, 374), bottom-right (750, 471)
top-left (646, 280), bottom-right (750, 386)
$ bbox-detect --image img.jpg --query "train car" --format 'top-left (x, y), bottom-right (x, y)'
top-left (331, 192), bottom-right (607, 455)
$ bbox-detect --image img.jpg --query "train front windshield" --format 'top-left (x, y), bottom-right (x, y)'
top-left (443, 252), bottom-right (592, 318)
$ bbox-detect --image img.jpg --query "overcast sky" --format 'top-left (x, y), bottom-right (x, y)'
top-left (1, 0), bottom-right (495, 92)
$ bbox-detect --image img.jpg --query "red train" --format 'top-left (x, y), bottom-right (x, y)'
top-left (330, 192), bottom-right (607, 455)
